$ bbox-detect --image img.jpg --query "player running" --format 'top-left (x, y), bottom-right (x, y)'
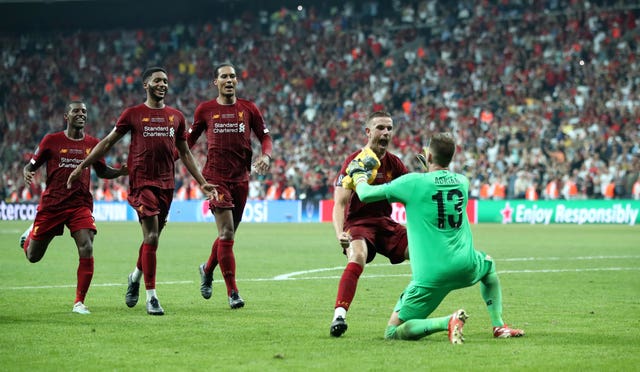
top-left (68, 67), bottom-right (216, 315)
top-left (20, 100), bottom-right (128, 314)
top-left (188, 63), bottom-right (273, 309)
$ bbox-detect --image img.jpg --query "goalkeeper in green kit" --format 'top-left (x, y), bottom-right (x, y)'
top-left (346, 132), bottom-right (524, 343)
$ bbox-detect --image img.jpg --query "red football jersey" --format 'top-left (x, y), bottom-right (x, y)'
top-left (188, 98), bottom-right (271, 183)
top-left (336, 150), bottom-right (409, 224)
top-left (30, 131), bottom-right (105, 211)
top-left (115, 103), bottom-right (187, 190)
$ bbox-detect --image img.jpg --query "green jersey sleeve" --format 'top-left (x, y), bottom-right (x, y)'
top-left (354, 173), bottom-right (420, 204)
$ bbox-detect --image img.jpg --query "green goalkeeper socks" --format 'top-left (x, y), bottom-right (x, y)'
top-left (385, 316), bottom-right (450, 340)
top-left (480, 271), bottom-right (504, 327)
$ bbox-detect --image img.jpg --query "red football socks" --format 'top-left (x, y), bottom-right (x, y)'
top-left (335, 262), bottom-right (363, 310)
top-left (141, 243), bottom-right (158, 290)
top-left (218, 239), bottom-right (237, 295)
top-left (205, 238), bottom-right (219, 274)
top-left (75, 257), bottom-right (94, 303)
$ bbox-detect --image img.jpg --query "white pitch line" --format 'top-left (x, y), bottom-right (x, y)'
top-left (271, 255), bottom-right (640, 280)
top-left (3, 280), bottom-right (193, 290)
top-left (498, 267), bottom-right (640, 274)
top-left (2, 256), bottom-right (639, 290)
top-left (266, 267), bottom-right (640, 281)
top-left (272, 265), bottom-right (350, 280)
top-left (499, 255), bottom-right (640, 262)
top-left (1, 267), bottom-right (638, 290)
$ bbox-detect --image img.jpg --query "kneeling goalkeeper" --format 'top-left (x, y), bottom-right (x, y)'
top-left (348, 132), bottom-right (524, 343)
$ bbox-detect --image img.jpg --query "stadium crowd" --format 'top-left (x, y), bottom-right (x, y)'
top-left (1, 0), bottom-right (639, 204)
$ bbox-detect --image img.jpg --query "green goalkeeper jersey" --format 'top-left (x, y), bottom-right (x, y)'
top-left (355, 170), bottom-right (481, 288)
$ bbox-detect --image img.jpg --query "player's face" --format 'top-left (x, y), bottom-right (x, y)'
top-left (65, 103), bottom-right (88, 130)
top-left (214, 66), bottom-right (237, 98)
top-left (366, 116), bottom-right (393, 155)
top-left (144, 72), bottom-right (168, 102)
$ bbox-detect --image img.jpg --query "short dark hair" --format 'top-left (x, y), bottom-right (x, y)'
top-left (64, 100), bottom-right (86, 127)
top-left (429, 132), bottom-right (456, 167)
top-left (214, 62), bottom-right (236, 78)
top-left (67, 100), bottom-right (85, 110)
top-left (366, 111), bottom-right (392, 127)
top-left (142, 67), bottom-right (167, 83)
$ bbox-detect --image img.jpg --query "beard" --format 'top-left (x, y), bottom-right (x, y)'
top-left (149, 89), bottom-right (166, 102)
top-left (221, 89), bottom-right (235, 99)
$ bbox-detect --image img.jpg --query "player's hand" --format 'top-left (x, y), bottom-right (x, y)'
top-left (119, 165), bottom-right (129, 176)
top-left (337, 231), bottom-right (351, 250)
top-left (23, 170), bottom-right (35, 186)
top-left (252, 154), bottom-right (271, 175)
top-left (416, 147), bottom-right (429, 171)
top-left (66, 166), bottom-right (83, 189)
top-left (200, 183), bottom-right (218, 201)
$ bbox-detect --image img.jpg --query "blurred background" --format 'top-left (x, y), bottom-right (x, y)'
top-left (1, 0), bottom-right (639, 205)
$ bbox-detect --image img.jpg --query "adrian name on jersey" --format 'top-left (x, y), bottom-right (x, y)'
top-left (434, 175), bottom-right (460, 185)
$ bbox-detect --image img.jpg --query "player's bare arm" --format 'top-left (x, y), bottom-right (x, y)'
top-left (67, 129), bottom-right (124, 188)
top-left (93, 162), bottom-right (129, 179)
top-left (332, 186), bottom-right (352, 249)
top-left (175, 139), bottom-right (217, 200)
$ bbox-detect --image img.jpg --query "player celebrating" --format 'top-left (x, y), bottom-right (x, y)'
top-left (330, 111), bottom-right (409, 337)
top-left (347, 132), bottom-right (525, 342)
top-left (20, 100), bottom-right (128, 315)
top-left (67, 67), bottom-right (216, 316)
top-left (188, 62), bottom-right (272, 309)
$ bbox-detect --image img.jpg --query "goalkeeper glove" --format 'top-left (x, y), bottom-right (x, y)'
top-left (416, 147), bottom-right (429, 171)
top-left (352, 147), bottom-right (381, 181)
top-left (341, 170), bottom-right (370, 190)
top-left (346, 159), bottom-right (373, 185)
top-left (342, 147), bottom-right (381, 189)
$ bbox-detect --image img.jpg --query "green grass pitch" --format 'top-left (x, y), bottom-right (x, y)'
top-left (1, 221), bottom-right (638, 371)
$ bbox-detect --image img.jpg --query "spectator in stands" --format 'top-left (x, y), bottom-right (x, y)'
top-left (633, 177), bottom-right (640, 200)
top-left (281, 180), bottom-right (297, 200)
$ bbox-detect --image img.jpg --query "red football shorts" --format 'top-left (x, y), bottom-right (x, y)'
top-left (346, 216), bottom-right (408, 264)
top-left (128, 186), bottom-right (173, 224)
top-left (31, 206), bottom-right (96, 240)
top-left (208, 181), bottom-right (249, 227)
